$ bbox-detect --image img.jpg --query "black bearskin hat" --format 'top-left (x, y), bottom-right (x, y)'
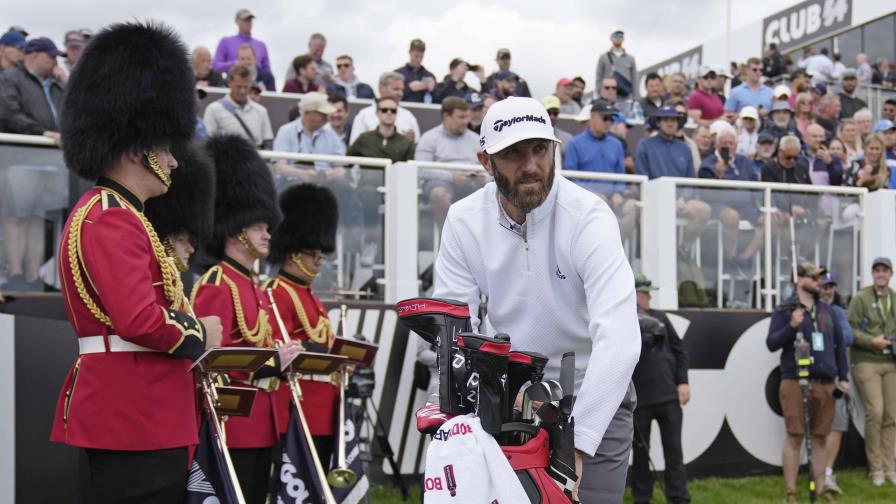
top-left (61, 22), bottom-right (196, 180)
top-left (205, 134), bottom-right (281, 259)
top-left (144, 142), bottom-right (215, 246)
top-left (269, 184), bottom-right (339, 264)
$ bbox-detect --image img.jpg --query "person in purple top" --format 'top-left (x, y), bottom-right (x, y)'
top-left (213, 8), bottom-right (270, 73)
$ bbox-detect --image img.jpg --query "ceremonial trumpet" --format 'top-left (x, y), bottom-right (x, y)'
top-left (327, 305), bottom-right (358, 488)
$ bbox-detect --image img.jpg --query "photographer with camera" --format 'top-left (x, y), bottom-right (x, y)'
top-left (630, 273), bottom-right (691, 504)
top-left (847, 257), bottom-right (896, 487)
top-left (767, 262), bottom-right (849, 503)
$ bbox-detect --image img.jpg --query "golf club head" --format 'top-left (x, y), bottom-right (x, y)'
top-left (521, 381), bottom-right (552, 420)
top-left (544, 380), bottom-right (563, 402)
top-left (534, 402), bottom-right (561, 427)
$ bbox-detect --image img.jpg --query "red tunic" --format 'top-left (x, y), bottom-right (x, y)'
top-left (267, 271), bottom-right (339, 436)
top-left (191, 257), bottom-right (282, 448)
top-left (50, 178), bottom-right (206, 451)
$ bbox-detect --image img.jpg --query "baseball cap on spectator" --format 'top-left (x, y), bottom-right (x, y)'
top-left (635, 272), bottom-right (659, 292)
top-left (8, 25), bottom-right (28, 37)
top-left (811, 82), bottom-right (827, 95)
top-left (820, 273), bottom-right (837, 286)
top-left (409, 38), bottom-right (426, 52)
top-left (740, 106), bottom-right (759, 122)
top-left (467, 92), bottom-right (489, 109)
top-left (496, 48), bottom-right (511, 59)
top-left (611, 30), bottom-right (624, 39)
top-left (872, 257), bottom-right (893, 270)
top-left (64, 30), bottom-right (86, 48)
top-left (650, 105), bottom-right (686, 128)
top-left (479, 96), bottom-right (559, 154)
top-left (590, 99), bottom-right (617, 116)
top-left (235, 8), bottom-right (255, 20)
top-left (24, 37), bottom-right (64, 57)
top-left (770, 101), bottom-right (792, 114)
top-left (495, 70), bottom-right (516, 81)
top-left (841, 68), bottom-right (857, 80)
top-left (541, 95), bottom-right (561, 111)
top-left (757, 133), bottom-right (775, 144)
top-left (797, 261), bottom-right (826, 278)
top-left (299, 91), bottom-right (336, 114)
top-left (773, 84), bottom-right (791, 99)
top-left (0, 30), bottom-right (26, 49)
top-left (574, 105), bottom-right (592, 123)
top-left (872, 120), bottom-right (896, 133)
top-left (698, 65), bottom-right (716, 78)
top-left (556, 77), bottom-right (573, 87)
top-left (713, 64), bottom-right (731, 78)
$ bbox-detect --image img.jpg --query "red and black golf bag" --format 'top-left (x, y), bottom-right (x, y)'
top-left (399, 297), bottom-right (577, 503)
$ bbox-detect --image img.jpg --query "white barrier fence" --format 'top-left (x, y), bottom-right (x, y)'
top-left (2, 133), bottom-right (894, 312)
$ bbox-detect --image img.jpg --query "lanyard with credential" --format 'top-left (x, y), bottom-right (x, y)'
top-left (807, 304), bottom-right (819, 333)
top-left (874, 290), bottom-right (892, 325)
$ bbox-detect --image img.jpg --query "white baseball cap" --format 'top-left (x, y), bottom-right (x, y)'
top-left (739, 106), bottom-right (759, 121)
top-left (773, 84), bottom-right (791, 99)
top-left (479, 97), bottom-right (560, 154)
top-left (299, 92), bottom-right (336, 114)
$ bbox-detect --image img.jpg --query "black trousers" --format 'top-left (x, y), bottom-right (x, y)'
top-left (84, 447), bottom-right (188, 504)
top-left (230, 447), bottom-right (273, 504)
top-left (631, 400), bottom-right (691, 504)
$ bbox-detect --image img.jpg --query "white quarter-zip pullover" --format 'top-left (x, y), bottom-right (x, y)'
top-left (433, 172), bottom-right (641, 455)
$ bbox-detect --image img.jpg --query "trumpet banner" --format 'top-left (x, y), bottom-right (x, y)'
top-left (185, 412), bottom-right (242, 504)
top-left (277, 408), bottom-right (330, 504)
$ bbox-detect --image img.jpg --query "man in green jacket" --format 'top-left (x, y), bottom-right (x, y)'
top-left (848, 257), bottom-right (896, 487)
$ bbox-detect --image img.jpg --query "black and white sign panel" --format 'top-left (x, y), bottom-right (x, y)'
top-left (763, 0), bottom-right (852, 53)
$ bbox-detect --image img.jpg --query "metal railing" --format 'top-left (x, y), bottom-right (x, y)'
top-left (3, 132), bottom-right (894, 312)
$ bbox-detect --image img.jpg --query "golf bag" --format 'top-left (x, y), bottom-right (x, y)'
top-left (399, 297), bottom-right (576, 503)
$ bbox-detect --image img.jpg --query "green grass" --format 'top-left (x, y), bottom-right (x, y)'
top-left (371, 469), bottom-right (896, 503)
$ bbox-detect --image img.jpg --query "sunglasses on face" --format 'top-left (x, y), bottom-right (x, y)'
top-left (336, 63), bottom-right (351, 69)
top-left (378, 107), bottom-right (397, 114)
top-left (603, 85), bottom-right (617, 90)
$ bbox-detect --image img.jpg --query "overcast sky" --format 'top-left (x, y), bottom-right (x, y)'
top-left (9, 0), bottom-right (798, 98)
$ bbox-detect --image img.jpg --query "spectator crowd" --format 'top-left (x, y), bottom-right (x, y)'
top-left (1, 9), bottom-right (896, 296)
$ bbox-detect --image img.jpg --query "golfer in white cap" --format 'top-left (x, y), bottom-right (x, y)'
top-left (432, 97), bottom-right (641, 502)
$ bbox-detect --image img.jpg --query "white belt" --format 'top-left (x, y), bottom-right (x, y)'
top-left (78, 335), bottom-right (158, 355)
top-left (302, 374), bottom-right (338, 385)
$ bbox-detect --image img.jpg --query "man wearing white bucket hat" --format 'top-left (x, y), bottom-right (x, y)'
top-left (433, 96), bottom-right (641, 502)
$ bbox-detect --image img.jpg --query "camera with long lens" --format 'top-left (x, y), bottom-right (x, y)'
top-left (637, 308), bottom-right (666, 352)
top-left (347, 367), bottom-right (375, 399)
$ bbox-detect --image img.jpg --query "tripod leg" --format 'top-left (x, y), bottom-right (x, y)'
top-left (801, 383), bottom-right (816, 503)
top-left (365, 399), bottom-right (409, 498)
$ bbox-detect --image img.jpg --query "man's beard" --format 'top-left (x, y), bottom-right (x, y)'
top-left (490, 158), bottom-right (554, 215)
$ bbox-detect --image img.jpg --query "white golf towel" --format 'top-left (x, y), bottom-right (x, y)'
top-left (423, 414), bottom-right (529, 503)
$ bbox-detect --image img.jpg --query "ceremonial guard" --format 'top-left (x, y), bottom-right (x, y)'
top-left (49, 22), bottom-right (223, 503)
top-left (191, 134), bottom-right (299, 504)
top-left (144, 142), bottom-right (216, 272)
top-left (266, 183), bottom-right (341, 463)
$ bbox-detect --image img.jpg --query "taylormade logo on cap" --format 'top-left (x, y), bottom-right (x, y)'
top-left (479, 97), bottom-right (560, 154)
top-left (492, 114), bottom-right (546, 132)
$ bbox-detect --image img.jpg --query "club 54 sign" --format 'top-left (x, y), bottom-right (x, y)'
top-left (763, 0), bottom-right (852, 53)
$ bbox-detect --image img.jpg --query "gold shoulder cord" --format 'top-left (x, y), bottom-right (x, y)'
top-left (67, 193), bottom-right (184, 327)
top-left (279, 280), bottom-right (333, 346)
top-left (220, 274), bottom-right (274, 348)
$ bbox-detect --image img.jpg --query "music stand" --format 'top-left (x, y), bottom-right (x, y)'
top-left (192, 347), bottom-right (278, 504)
top-left (330, 337), bottom-right (379, 367)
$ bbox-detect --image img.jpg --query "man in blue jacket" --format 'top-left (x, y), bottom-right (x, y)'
top-left (636, 106), bottom-right (710, 257)
top-left (767, 261), bottom-right (849, 503)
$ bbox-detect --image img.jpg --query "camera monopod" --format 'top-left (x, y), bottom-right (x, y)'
top-left (795, 330), bottom-right (816, 503)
